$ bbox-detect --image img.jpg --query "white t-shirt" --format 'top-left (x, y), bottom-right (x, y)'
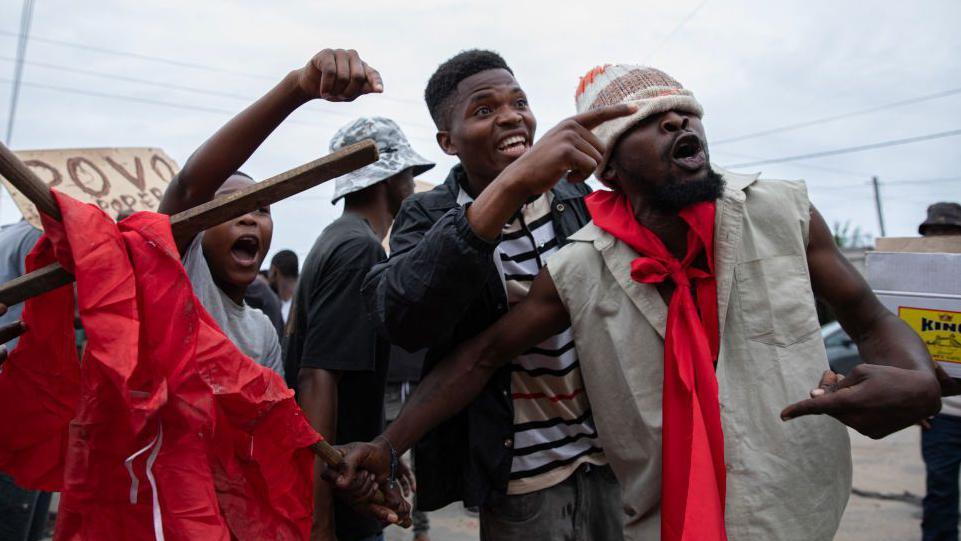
top-left (182, 235), bottom-right (284, 377)
top-left (281, 298), bottom-right (292, 322)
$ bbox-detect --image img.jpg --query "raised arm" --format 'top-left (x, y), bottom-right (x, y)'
top-left (159, 48), bottom-right (382, 250)
top-left (781, 206), bottom-right (941, 438)
top-left (343, 268), bottom-right (570, 483)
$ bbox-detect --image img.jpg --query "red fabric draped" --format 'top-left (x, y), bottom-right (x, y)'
top-left (586, 190), bottom-right (726, 541)
top-left (0, 231), bottom-right (80, 490)
top-left (0, 192), bottom-right (320, 540)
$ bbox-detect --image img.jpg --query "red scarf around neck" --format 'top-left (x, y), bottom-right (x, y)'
top-left (586, 189), bottom-right (726, 541)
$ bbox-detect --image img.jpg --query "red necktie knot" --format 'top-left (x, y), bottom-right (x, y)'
top-left (667, 260), bottom-right (690, 288)
top-left (630, 257), bottom-right (670, 284)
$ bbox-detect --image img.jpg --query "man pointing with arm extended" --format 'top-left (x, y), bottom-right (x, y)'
top-left (360, 50), bottom-right (635, 540)
top-left (341, 65), bottom-right (941, 541)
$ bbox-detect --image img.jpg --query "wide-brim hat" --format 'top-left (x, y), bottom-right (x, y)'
top-left (919, 202), bottom-right (961, 235)
top-left (329, 117), bottom-right (435, 204)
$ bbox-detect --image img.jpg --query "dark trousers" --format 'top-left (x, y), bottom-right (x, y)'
top-left (480, 464), bottom-right (623, 541)
top-left (0, 473), bottom-right (51, 541)
top-left (922, 414), bottom-right (961, 541)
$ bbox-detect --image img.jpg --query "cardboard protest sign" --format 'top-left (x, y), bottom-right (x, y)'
top-left (1, 147), bottom-right (179, 229)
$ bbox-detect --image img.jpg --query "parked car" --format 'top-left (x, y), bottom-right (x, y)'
top-left (822, 321), bottom-right (862, 375)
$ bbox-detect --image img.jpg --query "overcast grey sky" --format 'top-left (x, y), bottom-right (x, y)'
top-left (1, 0), bottom-right (959, 264)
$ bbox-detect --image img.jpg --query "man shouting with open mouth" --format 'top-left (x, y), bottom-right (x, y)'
top-left (342, 64), bottom-right (943, 541)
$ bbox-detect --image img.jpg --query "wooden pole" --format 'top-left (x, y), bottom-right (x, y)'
top-left (0, 320), bottom-right (25, 350)
top-left (872, 175), bottom-right (887, 238)
top-left (0, 140), bottom-right (408, 521)
top-left (0, 142), bottom-right (60, 221)
top-left (0, 140), bottom-right (378, 307)
top-left (310, 440), bottom-right (410, 525)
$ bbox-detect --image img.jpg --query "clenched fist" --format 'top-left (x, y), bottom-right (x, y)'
top-left (294, 49), bottom-right (383, 103)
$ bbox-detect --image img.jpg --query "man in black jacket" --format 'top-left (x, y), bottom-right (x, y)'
top-left (361, 50), bottom-right (628, 540)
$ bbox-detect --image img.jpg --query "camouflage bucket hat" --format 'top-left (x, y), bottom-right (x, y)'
top-left (329, 117), bottom-right (435, 204)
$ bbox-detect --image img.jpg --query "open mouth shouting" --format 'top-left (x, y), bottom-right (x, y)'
top-left (496, 132), bottom-right (530, 159)
top-left (671, 132), bottom-right (707, 172)
top-left (229, 234), bottom-right (261, 268)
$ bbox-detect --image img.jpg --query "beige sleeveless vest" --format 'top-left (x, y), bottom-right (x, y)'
top-left (547, 169), bottom-right (851, 541)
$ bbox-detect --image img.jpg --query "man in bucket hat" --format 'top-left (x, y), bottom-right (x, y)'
top-left (919, 202), bottom-right (961, 237)
top-left (338, 65), bottom-right (944, 540)
top-left (284, 116), bottom-right (433, 541)
top-left (917, 201), bottom-right (961, 541)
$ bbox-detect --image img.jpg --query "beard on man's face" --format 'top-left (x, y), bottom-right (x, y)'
top-left (650, 168), bottom-right (725, 212)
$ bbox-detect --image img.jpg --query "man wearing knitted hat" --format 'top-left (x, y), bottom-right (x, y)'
top-left (339, 64), bottom-right (944, 540)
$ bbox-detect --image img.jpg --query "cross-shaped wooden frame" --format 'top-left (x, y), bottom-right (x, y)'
top-left (0, 141), bottom-right (378, 307)
top-left (0, 139), bottom-right (380, 491)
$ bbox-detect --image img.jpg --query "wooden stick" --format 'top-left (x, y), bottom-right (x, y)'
top-left (0, 263), bottom-right (74, 308)
top-left (0, 141), bottom-right (378, 307)
top-left (167, 141), bottom-right (376, 244)
top-left (0, 320), bottom-right (26, 348)
top-left (0, 320), bottom-right (26, 367)
top-left (310, 440), bottom-right (407, 521)
top-left (0, 141), bottom-right (410, 523)
top-left (0, 143), bottom-right (61, 221)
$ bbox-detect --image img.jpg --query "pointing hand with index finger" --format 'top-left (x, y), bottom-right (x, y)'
top-left (498, 103), bottom-right (638, 198)
top-left (781, 364), bottom-right (941, 439)
top-left (464, 102), bottom-right (637, 242)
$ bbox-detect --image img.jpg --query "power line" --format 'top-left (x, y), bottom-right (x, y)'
top-left (0, 56), bottom-right (437, 131)
top-left (812, 176), bottom-right (961, 192)
top-left (0, 28), bottom-right (274, 80)
top-left (712, 87), bottom-right (961, 146)
top-left (0, 55), bottom-right (254, 101)
top-left (711, 147), bottom-right (873, 178)
top-left (2, 77), bottom-right (240, 115)
top-left (0, 29), bottom-right (422, 105)
top-left (724, 128), bottom-right (961, 168)
top-left (884, 175), bottom-right (961, 187)
top-left (0, 77), bottom-right (441, 148)
top-left (645, 0), bottom-right (708, 63)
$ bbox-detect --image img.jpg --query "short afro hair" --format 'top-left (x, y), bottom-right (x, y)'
top-left (270, 249), bottom-right (299, 278)
top-left (425, 49), bottom-right (513, 129)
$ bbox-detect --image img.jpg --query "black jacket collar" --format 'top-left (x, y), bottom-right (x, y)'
top-left (423, 164), bottom-right (587, 211)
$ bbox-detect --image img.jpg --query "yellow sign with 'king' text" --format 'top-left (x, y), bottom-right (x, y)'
top-left (899, 307), bottom-right (961, 365)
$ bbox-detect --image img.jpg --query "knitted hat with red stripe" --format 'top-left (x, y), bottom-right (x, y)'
top-left (575, 64), bottom-right (703, 177)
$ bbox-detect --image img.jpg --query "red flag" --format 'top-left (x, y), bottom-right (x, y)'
top-left (0, 234), bottom-right (80, 490)
top-left (0, 192), bottom-right (320, 540)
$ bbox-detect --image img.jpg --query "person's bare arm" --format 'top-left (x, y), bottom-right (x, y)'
top-left (781, 206), bottom-right (941, 438)
top-left (158, 49), bottom-right (383, 252)
top-left (299, 368), bottom-right (342, 541)
top-left (335, 269), bottom-right (570, 484)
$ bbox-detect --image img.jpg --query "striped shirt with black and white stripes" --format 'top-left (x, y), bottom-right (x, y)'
top-left (493, 191), bottom-right (607, 495)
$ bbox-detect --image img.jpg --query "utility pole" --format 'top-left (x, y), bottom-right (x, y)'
top-left (2, 0), bottom-right (37, 225)
top-left (5, 0), bottom-right (36, 145)
top-left (872, 175), bottom-right (887, 238)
